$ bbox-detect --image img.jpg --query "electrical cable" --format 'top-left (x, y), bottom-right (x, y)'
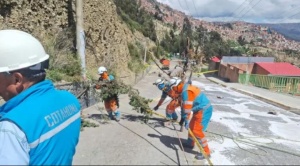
top-left (229, 0), bottom-right (250, 22)
top-left (235, 0), bottom-right (263, 22)
top-left (184, 0), bottom-right (191, 14)
top-left (230, 0), bottom-right (255, 22)
top-left (191, 0), bottom-right (198, 17)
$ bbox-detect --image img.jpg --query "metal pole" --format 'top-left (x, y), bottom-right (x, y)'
top-left (143, 41), bottom-right (147, 64)
top-left (76, 0), bottom-right (86, 80)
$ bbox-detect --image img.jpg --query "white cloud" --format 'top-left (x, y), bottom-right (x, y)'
top-left (156, 0), bottom-right (300, 23)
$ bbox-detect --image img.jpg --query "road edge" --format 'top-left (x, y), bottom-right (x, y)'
top-left (206, 77), bottom-right (300, 115)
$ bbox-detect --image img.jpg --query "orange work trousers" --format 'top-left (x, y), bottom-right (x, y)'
top-left (104, 98), bottom-right (118, 113)
top-left (188, 111), bottom-right (210, 155)
top-left (165, 99), bottom-right (180, 119)
top-left (166, 99), bottom-right (180, 114)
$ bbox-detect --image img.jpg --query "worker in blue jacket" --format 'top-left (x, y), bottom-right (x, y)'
top-left (153, 78), bottom-right (179, 121)
top-left (0, 30), bottom-right (81, 165)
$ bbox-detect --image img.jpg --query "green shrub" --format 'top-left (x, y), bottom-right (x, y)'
top-left (43, 28), bottom-right (82, 82)
top-left (46, 69), bottom-right (63, 82)
top-left (201, 67), bottom-right (209, 72)
top-left (127, 43), bottom-right (147, 73)
top-left (115, 0), bottom-right (157, 42)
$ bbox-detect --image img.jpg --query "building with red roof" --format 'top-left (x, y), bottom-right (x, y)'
top-left (211, 56), bottom-right (221, 62)
top-left (208, 56), bottom-right (221, 72)
top-left (253, 62), bottom-right (300, 76)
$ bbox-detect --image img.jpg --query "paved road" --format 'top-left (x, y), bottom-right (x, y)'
top-left (74, 61), bottom-right (300, 165)
top-left (191, 77), bottom-right (300, 165)
top-left (206, 76), bottom-right (300, 114)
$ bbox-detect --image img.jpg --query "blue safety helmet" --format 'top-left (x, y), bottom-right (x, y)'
top-left (153, 78), bottom-right (165, 90)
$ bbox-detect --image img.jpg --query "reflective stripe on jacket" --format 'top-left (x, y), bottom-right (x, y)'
top-left (0, 80), bottom-right (81, 165)
top-left (181, 84), bottom-right (200, 114)
top-left (181, 84), bottom-right (211, 113)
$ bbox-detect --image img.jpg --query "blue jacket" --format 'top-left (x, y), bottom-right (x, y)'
top-left (160, 84), bottom-right (171, 99)
top-left (181, 84), bottom-right (211, 113)
top-left (109, 75), bottom-right (114, 81)
top-left (181, 84), bottom-right (213, 129)
top-left (0, 80), bottom-right (81, 165)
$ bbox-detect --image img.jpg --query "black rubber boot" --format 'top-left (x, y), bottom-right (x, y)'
top-left (182, 142), bottom-right (194, 149)
top-left (195, 153), bottom-right (211, 160)
top-left (180, 126), bottom-right (184, 132)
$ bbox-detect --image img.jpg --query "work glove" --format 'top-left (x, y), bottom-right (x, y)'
top-left (153, 105), bottom-right (159, 111)
top-left (185, 120), bottom-right (190, 130)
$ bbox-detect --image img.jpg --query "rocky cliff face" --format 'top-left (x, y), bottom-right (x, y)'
top-left (0, 0), bottom-right (142, 85)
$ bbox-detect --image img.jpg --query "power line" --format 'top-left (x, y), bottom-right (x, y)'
top-left (184, 0), bottom-right (191, 14)
top-left (230, 0), bottom-right (255, 22)
top-left (237, 2), bottom-right (300, 24)
top-left (287, 11), bottom-right (300, 19)
top-left (254, 5), bottom-right (300, 23)
top-left (272, 5), bottom-right (300, 39)
top-left (234, 0), bottom-right (257, 22)
top-left (177, 0), bottom-right (185, 12)
top-left (279, 11), bottom-right (300, 23)
top-left (191, 0), bottom-right (198, 17)
top-left (277, 7), bottom-right (300, 23)
top-left (230, 0), bottom-right (249, 17)
top-left (280, 6), bottom-right (300, 18)
top-left (235, 0), bottom-right (263, 22)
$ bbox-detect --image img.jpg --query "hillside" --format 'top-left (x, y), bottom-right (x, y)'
top-left (140, 0), bottom-right (300, 52)
top-left (257, 23), bottom-right (300, 42)
top-left (0, 0), bottom-right (154, 85)
top-left (138, 0), bottom-right (300, 66)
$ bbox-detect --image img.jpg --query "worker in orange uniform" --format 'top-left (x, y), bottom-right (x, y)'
top-left (153, 78), bottom-right (180, 121)
top-left (169, 77), bottom-right (213, 160)
top-left (96, 66), bottom-right (121, 121)
top-left (160, 58), bottom-right (170, 70)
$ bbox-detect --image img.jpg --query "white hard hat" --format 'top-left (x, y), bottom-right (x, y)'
top-left (154, 78), bottom-right (166, 90)
top-left (0, 30), bottom-right (49, 73)
top-left (169, 77), bottom-right (182, 88)
top-left (154, 78), bottom-right (164, 86)
top-left (98, 66), bottom-right (107, 74)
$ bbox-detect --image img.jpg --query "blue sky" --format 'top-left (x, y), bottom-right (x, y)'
top-left (156, 0), bottom-right (300, 23)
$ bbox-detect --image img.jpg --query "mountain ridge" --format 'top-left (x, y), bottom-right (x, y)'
top-left (256, 23), bottom-right (300, 42)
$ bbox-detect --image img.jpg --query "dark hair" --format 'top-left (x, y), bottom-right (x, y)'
top-left (12, 59), bottom-right (49, 82)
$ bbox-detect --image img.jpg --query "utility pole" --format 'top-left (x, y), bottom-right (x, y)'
top-left (76, 0), bottom-right (86, 80)
top-left (186, 37), bottom-right (190, 54)
top-left (202, 31), bottom-right (206, 65)
top-left (143, 40), bottom-right (147, 64)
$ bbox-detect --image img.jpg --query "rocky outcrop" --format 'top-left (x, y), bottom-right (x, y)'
top-left (0, 0), bottom-right (71, 38)
top-left (0, 0), bottom-right (145, 85)
top-left (83, 0), bottom-right (136, 84)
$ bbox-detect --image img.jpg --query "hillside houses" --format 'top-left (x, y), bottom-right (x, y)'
top-left (139, 0), bottom-right (300, 52)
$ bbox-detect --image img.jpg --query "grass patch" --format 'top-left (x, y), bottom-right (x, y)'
top-left (43, 28), bottom-right (82, 82)
top-left (127, 43), bottom-right (147, 74)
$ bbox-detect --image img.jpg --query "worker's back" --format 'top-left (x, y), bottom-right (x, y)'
top-left (0, 80), bottom-right (81, 165)
top-left (162, 59), bottom-right (170, 66)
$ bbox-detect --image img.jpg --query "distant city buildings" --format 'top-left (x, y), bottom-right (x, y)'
top-left (140, 0), bottom-right (300, 51)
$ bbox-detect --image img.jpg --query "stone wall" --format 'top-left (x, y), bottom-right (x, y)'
top-left (0, 0), bottom-right (145, 85)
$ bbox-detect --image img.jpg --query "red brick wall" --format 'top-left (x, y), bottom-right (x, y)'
top-left (218, 63), bottom-right (252, 82)
top-left (209, 61), bottom-right (220, 71)
top-left (230, 63), bottom-right (254, 72)
top-left (226, 65), bottom-right (238, 82)
top-left (253, 64), bottom-right (270, 75)
top-left (227, 65), bottom-right (247, 82)
top-left (208, 61), bottom-right (217, 71)
top-left (218, 64), bottom-right (227, 78)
